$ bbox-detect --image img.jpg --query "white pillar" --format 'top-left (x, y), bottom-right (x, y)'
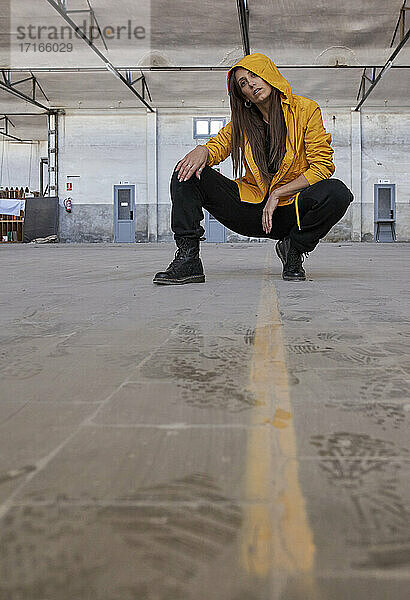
top-left (350, 108), bottom-right (362, 241)
top-left (146, 108), bottom-right (158, 241)
top-left (47, 111), bottom-right (58, 197)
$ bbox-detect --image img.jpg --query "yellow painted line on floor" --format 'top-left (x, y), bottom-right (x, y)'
top-left (240, 252), bottom-right (316, 578)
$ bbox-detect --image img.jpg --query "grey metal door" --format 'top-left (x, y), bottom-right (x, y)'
top-left (114, 185), bottom-right (135, 243)
top-left (374, 184), bottom-right (396, 242)
top-left (203, 166), bottom-right (226, 242)
top-left (204, 210), bottom-right (226, 242)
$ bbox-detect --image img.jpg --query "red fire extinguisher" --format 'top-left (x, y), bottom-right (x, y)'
top-left (64, 197), bottom-right (72, 213)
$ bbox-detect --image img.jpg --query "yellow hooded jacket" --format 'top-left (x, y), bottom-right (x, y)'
top-left (204, 53), bottom-right (335, 225)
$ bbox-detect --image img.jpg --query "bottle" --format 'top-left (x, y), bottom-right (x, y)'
top-left (20, 187), bottom-right (24, 198)
top-left (5, 187), bottom-right (9, 198)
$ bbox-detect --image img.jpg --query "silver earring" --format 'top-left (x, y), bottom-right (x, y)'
top-left (244, 100), bottom-right (252, 108)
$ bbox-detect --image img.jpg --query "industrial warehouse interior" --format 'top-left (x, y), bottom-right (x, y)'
top-left (0, 1), bottom-right (409, 598)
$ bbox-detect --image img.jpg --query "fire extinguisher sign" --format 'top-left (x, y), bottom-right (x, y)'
top-left (67, 182), bottom-right (73, 191)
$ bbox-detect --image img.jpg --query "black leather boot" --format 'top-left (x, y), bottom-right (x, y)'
top-left (153, 237), bottom-right (205, 285)
top-left (276, 237), bottom-right (306, 281)
top-left (282, 245), bottom-right (306, 281)
top-left (275, 236), bottom-right (291, 267)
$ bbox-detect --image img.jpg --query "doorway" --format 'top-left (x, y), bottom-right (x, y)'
top-left (204, 210), bottom-right (226, 242)
top-left (374, 184), bottom-right (396, 242)
top-left (203, 166), bottom-right (226, 242)
top-left (114, 185), bottom-right (135, 243)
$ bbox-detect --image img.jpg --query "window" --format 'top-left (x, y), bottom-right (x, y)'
top-left (193, 117), bottom-right (226, 139)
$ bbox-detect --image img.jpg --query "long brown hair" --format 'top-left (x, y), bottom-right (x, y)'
top-left (228, 67), bottom-right (287, 187)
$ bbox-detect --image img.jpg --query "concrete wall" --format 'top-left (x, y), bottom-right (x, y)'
top-left (157, 109), bottom-right (233, 242)
top-left (361, 112), bottom-right (410, 241)
top-left (56, 108), bottom-right (409, 243)
top-left (319, 110), bottom-right (352, 243)
top-left (58, 111), bottom-right (148, 243)
top-left (158, 108), bottom-right (355, 243)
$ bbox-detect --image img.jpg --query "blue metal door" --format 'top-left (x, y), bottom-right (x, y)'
top-left (114, 185), bottom-right (135, 243)
top-left (204, 210), bottom-right (226, 242)
top-left (203, 166), bottom-right (226, 242)
top-left (374, 184), bottom-right (396, 243)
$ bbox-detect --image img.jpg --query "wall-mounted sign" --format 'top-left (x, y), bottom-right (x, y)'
top-left (66, 182), bottom-right (72, 191)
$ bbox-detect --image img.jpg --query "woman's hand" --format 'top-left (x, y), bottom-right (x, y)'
top-left (176, 146), bottom-right (209, 182)
top-left (262, 191), bottom-right (280, 234)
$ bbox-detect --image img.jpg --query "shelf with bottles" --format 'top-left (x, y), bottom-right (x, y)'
top-left (0, 186), bottom-right (40, 198)
top-left (0, 211), bottom-right (24, 243)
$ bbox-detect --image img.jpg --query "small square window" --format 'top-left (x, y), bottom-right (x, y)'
top-left (196, 120), bottom-right (209, 136)
top-left (193, 117), bottom-right (226, 139)
top-left (210, 120), bottom-right (224, 135)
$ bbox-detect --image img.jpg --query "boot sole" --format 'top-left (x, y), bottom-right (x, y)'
top-left (282, 273), bottom-right (306, 281)
top-left (153, 275), bottom-right (205, 285)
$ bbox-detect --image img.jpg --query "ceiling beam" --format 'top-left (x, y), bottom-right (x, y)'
top-left (390, 0), bottom-right (409, 46)
top-left (236, 0), bottom-right (250, 56)
top-left (0, 115), bottom-right (29, 142)
top-left (355, 26), bottom-right (410, 110)
top-left (0, 132), bottom-right (30, 142)
top-left (3, 65), bottom-right (409, 73)
top-left (0, 71), bottom-right (50, 111)
top-left (45, 0), bottom-right (154, 112)
top-left (65, 0), bottom-right (108, 51)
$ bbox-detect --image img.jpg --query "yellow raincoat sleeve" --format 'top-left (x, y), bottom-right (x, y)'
top-left (203, 121), bottom-right (232, 167)
top-left (302, 106), bottom-right (335, 186)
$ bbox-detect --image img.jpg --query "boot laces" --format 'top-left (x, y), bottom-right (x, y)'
top-left (166, 241), bottom-right (198, 274)
top-left (166, 248), bottom-right (185, 274)
top-left (287, 247), bottom-right (304, 270)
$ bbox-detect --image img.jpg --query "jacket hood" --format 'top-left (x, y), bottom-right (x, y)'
top-left (227, 53), bottom-right (294, 106)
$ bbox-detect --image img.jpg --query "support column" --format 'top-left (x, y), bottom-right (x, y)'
top-left (47, 111), bottom-right (58, 197)
top-left (146, 108), bottom-right (158, 241)
top-left (351, 108), bottom-right (362, 241)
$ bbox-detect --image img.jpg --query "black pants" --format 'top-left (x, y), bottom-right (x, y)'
top-left (170, 165), bottom-right (354, 253)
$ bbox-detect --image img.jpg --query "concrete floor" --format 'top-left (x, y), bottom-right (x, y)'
top-left (0, 241), bottom-right (409, 599)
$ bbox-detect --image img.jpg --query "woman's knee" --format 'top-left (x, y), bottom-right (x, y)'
top-left (171, 165), bottom-right (197, 198)
top-left (171, 164), bottom-right (204, 188)
top-left (171, 165), bottom-right (183, 184)
top-left (327, 178), bottom-right (354, 206)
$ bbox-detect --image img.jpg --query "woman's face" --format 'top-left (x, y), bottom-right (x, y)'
top-left (234, 67), bottom-right (272, 105)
